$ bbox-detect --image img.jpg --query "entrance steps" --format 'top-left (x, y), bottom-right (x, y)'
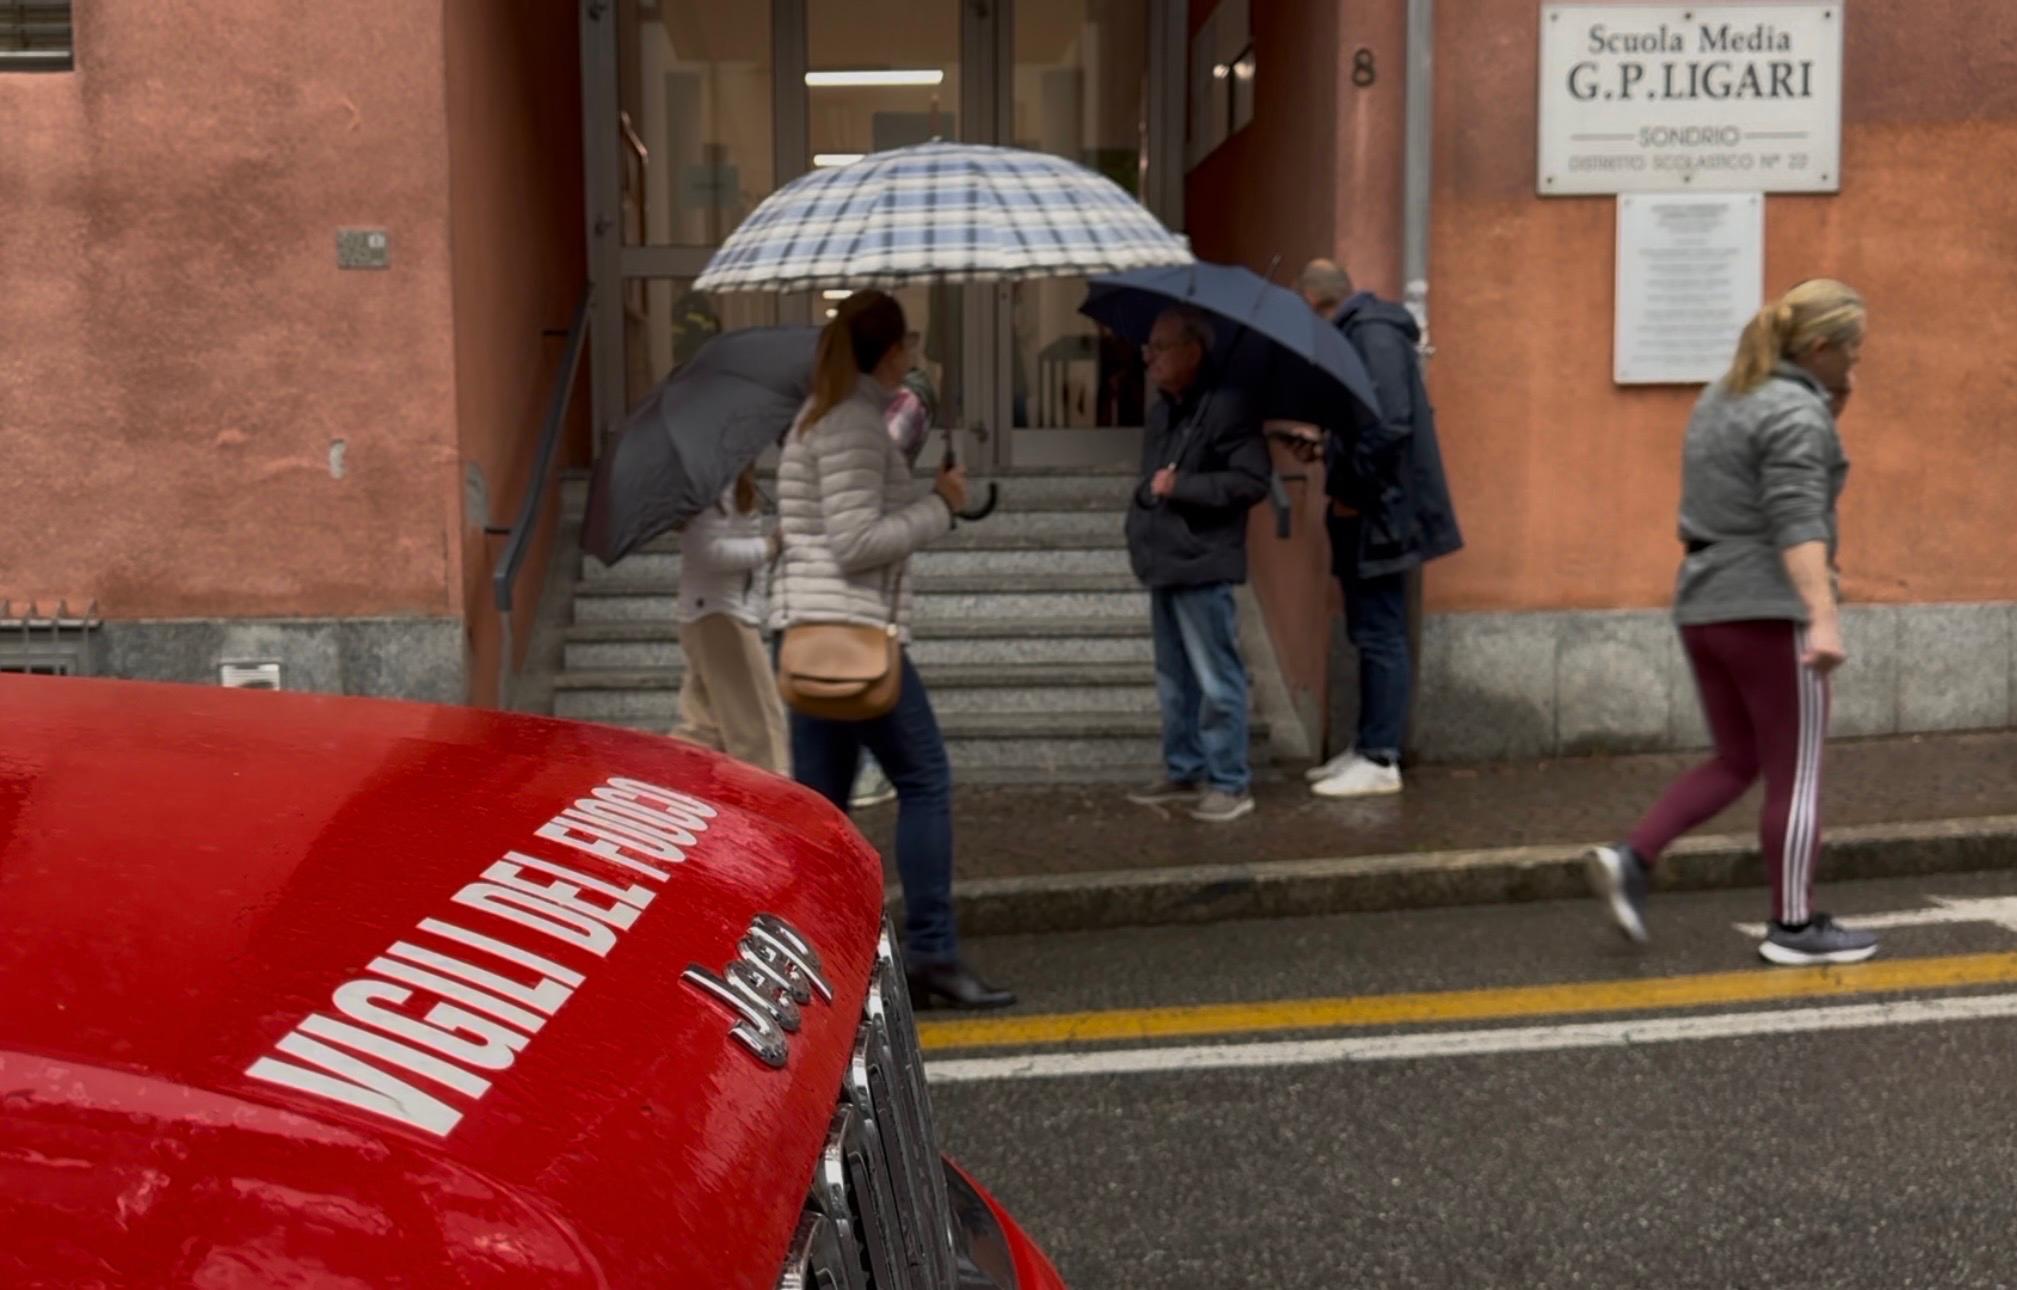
top-left (548, 468), bottom-right (1273, 784)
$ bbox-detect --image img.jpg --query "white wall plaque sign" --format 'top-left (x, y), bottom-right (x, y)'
top-left (1614, 192), bottom-right (1764, 385)
top-left (1540, 4), bottom-right (1843, 194)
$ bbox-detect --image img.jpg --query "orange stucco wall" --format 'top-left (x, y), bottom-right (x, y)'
top-left (1186, 0), bottom-right (2017, 743)
top-left (443, 0), bottom-right (589, 707)
top-left (0, 2), bottom-right (461, 618)
top-left (1427, 0), bottom-right (2017, 613)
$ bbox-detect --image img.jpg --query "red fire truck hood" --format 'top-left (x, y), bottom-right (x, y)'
top-left (0, 676), bottom-right (888, 1288)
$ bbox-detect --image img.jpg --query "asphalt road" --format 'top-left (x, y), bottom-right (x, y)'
top-left (922, 870), bottom-right (2017, 1289)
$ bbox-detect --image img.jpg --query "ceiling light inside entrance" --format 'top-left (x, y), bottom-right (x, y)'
top-left (813, 153), bottom-right (866, 168)
top-left (806, 69), bottom-right (946, 88)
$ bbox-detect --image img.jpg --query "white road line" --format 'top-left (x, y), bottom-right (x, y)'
top-left (1732, 908), bottom-right (1982, 939)
top-left (924, 990), bottom-right (2017, 1083)
top-left (1733, 896), bottom-right (2017, 940)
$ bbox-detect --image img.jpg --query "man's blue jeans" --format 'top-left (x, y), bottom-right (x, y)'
top-left (1330, 514), bottom-right (1412, 763)
top-left (789, 651), bottom-right (958, 966)
top-left (1149, 583), bottom-right (1251, 795)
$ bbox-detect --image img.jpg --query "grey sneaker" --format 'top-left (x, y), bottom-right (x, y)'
top-left (1758, 914), bottom-right (1879, 966)
top-left (1126, 778), bottom-right (1201, 806)
top-left (1585, 843), bottom-right (1649, 944)
top-left (849, 761), bottom-right (897, 809)
top-left (1189, 789), bottom-right (1256, 823)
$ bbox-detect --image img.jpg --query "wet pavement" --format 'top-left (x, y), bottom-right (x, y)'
top-left (927, 870), bottom-right (2017, 1288)
top-left (851, 731), bottom-right (2017, 882)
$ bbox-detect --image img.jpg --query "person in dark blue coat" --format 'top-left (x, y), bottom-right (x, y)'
top-left (1123, 306), bottom-right (1272, 824)
top-left (1297, 259), bottom-right (1463, 798)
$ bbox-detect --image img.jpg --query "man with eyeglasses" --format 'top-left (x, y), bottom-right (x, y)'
top-left (1122, 306), bottom-right (1271, 824)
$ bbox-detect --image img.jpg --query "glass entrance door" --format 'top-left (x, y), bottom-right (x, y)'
top-left (805, 0), bottom-right (969, 463)
top-left (606, 0), bottom-right (781, 418)
top-left (582, 0), bottom-right (1183, 468)
top-left (1002, 0), bottom-right (1154, 468)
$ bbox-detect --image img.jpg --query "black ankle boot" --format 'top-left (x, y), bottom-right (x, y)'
top-left (907, 961), bottom-right (1016, 1011)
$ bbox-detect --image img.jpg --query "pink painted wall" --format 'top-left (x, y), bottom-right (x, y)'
top-left (0, 1), bottom-right (461, 618)
top-left (443, 0), bottom-right (589, 707)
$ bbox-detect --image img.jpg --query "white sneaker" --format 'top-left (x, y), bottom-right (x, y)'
top-left (1304, 748), bottom-right (1359, 783)
top-left (1311, 754), bottom-right (1402, 798)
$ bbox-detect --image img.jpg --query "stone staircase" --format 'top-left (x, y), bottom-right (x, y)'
top-left (552, 468), bottom-right (1271, 784)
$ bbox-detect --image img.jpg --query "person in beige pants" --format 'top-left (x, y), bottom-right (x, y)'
top-left (673, 466), bottom-right (788, 774)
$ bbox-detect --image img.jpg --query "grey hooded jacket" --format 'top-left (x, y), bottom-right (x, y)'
top-left (1326, 292), bottom-right (1464, 578)
top-left (1673, 363), bottom-right (1848, 626)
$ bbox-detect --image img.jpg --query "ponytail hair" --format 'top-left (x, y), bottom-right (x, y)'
top-left (731, 463), bottom-right (759, 515)
top-left (801, 290), bottom-right (908, 431)
top-left (1723, 278), bottom-right (1866, 395)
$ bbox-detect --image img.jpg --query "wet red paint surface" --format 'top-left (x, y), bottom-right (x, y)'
top-left (0, 675), bottom-right (889, 1287)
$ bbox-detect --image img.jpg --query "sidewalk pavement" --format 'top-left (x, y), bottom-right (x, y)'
top-left (857, 731), bottom-right (2017, 935)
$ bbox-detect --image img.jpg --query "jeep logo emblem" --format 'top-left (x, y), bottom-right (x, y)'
top-left (682, 914), bottom-right (834, 1069)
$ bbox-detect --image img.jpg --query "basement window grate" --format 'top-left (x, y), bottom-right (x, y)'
top-left (0, 659), bottom-right (78, 677)
top-left (0, 2), bottom-right (73, 72)
top-left (0, 600), bottom-right (99, 677)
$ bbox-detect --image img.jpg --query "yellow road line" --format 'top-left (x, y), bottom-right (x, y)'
top-left (915, 951), bottom-right (2017, 1052)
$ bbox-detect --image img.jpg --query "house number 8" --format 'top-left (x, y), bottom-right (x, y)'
top-left (1352, 48), bottom-right (1377, 88)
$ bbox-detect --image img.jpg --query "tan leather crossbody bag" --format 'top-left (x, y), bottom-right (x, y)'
top-left (775, 562), bottom-right (903, 721)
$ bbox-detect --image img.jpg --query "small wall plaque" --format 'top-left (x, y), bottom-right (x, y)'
top-left (337, 228), bottom-right (391, 270)
top-left (220, 661), bottom-right (283, 690)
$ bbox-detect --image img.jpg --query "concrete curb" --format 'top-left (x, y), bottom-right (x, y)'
top-left (887, 815), bottom-right (2017, 937)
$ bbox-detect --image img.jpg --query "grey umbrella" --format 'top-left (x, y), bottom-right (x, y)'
top-left (581, 326), bottom-right (819, 566)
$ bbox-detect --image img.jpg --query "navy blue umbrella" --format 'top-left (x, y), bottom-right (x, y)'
top-left (1079, 262), bottom-right (1382, 424)
top-left (581, 326), bottom-right (819, 565)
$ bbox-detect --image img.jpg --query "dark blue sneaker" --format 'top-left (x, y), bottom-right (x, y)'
top-left (1586, 843), bottom-right (1649, 944)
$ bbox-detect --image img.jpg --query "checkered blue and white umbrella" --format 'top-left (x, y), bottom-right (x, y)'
top-left (694, 141), bottom-right (1192, 292)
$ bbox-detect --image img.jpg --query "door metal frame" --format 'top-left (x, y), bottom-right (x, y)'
top-left (772, 0), bottom-right (812, 326)
top-left (963, 0), bottom-right (1011, 471)
top-left (1146, 0), bottom-right (1188, 231)
top-left (582, 0), bottom-right (624, 457)
top-left (618, 245), bottom-right (714, 279)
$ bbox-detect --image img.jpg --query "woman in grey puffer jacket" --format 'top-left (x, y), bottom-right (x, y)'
top-left (772, 290), bottom-right (1014, 1011)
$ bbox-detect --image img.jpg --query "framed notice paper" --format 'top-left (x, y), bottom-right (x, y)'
top-left (1614, 192), bottom-right (1764, 385)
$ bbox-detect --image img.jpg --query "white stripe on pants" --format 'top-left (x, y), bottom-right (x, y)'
top-left (1783, 627), bottom-right (1828, 925)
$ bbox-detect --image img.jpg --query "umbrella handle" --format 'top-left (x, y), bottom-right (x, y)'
top-left (959, 483), bottom-right (1000, 521)
top-left (939, 427), bottom-right (998, 521)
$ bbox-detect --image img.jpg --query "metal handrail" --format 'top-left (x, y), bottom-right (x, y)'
top-left (618, 109), bottom-right (649, 255)
top-left (491, 283), bottom-right (593, 617)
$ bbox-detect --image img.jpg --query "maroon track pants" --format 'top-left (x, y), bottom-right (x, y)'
top-left (1628, 620), bottom-right (1830, 925)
